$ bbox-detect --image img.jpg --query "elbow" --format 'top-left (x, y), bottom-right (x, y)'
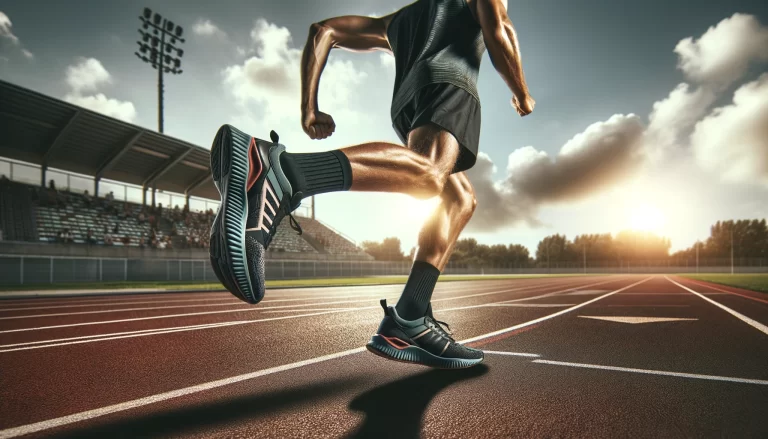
top-left (310, 22), bottom-right (334, 44)
top-left (490, 22), bottom-right (515, 48)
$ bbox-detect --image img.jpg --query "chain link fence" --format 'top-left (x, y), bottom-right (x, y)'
top-left (1, 255), bottom-right (766, 286)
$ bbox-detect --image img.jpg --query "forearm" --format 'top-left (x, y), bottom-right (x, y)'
top-left (486, 20), bottom-right (530, 99)
top-left (300, 23), bottom-right (334, 113)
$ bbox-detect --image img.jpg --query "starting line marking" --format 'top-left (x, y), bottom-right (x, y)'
top-left (532, 359), bottom-right (768, 386)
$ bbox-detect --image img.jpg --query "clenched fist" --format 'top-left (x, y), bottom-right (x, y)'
top-left (512, 95), bottom-right (535, 117)
top-left (301, 110), bottom-right (336, 140)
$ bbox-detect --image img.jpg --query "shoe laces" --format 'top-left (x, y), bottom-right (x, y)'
top-left (427, 316), bottom-right (454, 342)
top-left (288, 213), bottom-right (302, 235)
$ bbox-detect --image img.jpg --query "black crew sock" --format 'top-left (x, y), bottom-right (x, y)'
top-left (395, 261), bottom-right (441, 320)
top-left (279, 151), bottom-right (352, 203)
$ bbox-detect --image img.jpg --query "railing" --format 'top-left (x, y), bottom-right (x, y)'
top-left (1, 254), bottom-right (766, 286)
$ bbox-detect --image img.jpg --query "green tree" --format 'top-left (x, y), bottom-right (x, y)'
top-left (361, 237), bottom-right (408, 261)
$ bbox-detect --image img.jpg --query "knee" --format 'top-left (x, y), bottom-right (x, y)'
top-left (417, 166), bottom-right (449, 200)
top-left (457, 186), bottom-right (477, 219)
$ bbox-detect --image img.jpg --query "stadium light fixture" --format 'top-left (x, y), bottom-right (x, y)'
top-left (135, 7), bottom-right (187, 134)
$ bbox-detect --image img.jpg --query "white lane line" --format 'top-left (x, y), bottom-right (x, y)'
top-left (483, 350), bottom-right (541, 358)
top-left (532, 359), bottom-right (768, 385)
top-left (0, 297), bottom-right (241, 312)
top-left (0, 311), bottom-right (351, 353)
top-left (0, 322), bottom-right (249, 348)
top-left (665, 276), bottom-right (768, 336)
top-left (0, 290), bottom-right (432, 320)
top-left (0, 278), bottom-right (555, 307)
top-left (0, 292), bottom-right (231, 307)
top-left (459, 277), bottom-right (652, 344)
top-left (0, 285), bottom-right (500, 312)
top-left (0, 277), bottom-right (631, 437)
top-left (617, 293), bottom-right (716, 296)
top-left (0, 301), bottom-right (253, 320)
top-left (0, 281), bottom-right (580, 334)
top-left (261, 308), bottom-right (360, 313)
top-left (438, 278), bottom-right (627, 313)
top-left (578, 316), bottom-right (698, 324)
top-left (483, 304), bottom-right (575, 308)
top-left (0, 346), bottom-right (368, 439)
top-left (603, 305), bottom-right (690, 307)
top-left (0, 279), bottom-right (613, 352)
top-left (681, 279), bottom-right (768, 305)
top-left (562, 290), bottom-right (609, 296)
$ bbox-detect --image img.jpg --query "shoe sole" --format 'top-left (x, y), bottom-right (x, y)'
top-left (365, 335), bottom-right (483, 369)
top-left (209, 125), bottom-right (259, 304)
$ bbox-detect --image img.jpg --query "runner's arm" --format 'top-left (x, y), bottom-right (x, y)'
top-left (300, 15), bottom-right (394, 114)
top-left (476, 0), bottom-right (531, 103)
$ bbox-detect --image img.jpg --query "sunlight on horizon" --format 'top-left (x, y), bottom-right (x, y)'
top-left (628, 203), bottom-right (666, 234)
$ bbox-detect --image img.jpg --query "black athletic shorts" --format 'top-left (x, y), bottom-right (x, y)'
top-left (392, 82), bottom-right (480, 174)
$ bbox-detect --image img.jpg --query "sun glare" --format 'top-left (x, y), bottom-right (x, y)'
top-left (628, 203), bottom-right (665, 233)
top-left (401, 196), bottom-right (441, 227)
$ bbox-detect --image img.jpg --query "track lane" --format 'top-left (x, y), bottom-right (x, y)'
top-left (0, 276), bottom-right (631, 432)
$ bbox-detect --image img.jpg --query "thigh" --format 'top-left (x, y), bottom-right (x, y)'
top-left (406, 123), bottom-right (461, 179)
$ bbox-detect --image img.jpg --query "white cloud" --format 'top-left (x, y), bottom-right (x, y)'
top-left (65, 58), bottom-right (111, 93)
top-left (63, 93), bottom-right (137, 123)
top-left (62, 58), bottom-right (136, 123)
top-left (466, 114), bottom-right (646, 232)
top-left (645, 83), bottom-right (716, 161)
top-left (193, 19), bottom-right (227, 39)
top-left (691, 73), bottom-right (768, 186)
top-left (674, 13), bottom-right (768, 87)
top-left (0, 11), bottom-right (34, 59)
top-left (0, 11), bottom-right (19, 45)
top-left (222, 18), bottom-right (367, 133)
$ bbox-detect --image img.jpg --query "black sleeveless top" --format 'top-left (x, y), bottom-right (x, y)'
top-left (387, 0), bottom-right (486, 120)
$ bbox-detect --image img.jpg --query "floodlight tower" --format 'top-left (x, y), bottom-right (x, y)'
top-left (135, 7), bottom-right (185, 133)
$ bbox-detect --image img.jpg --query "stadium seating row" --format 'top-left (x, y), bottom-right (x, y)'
top-left (0, 179), bottom-right (371, 257)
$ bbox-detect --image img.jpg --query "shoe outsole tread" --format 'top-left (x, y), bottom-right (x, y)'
top-left (365, 335), bottom-right (483, 369)
top-left (209, 125), bottom-right (258, 304)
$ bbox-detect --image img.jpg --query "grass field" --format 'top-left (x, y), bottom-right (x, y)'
top-left (681, 274), bottom-right (768, 293)
top-left (0, 273), bottom-right (590, 293)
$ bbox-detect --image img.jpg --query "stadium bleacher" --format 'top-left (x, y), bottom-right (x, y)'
top-left (0, 179), bottom-right (38, 242)
top-left (34, 184), bottom-right (164, 247)
top-left (1, 179), bottom-right (369, 257)
top-left (0, 80), bottom-right (372, 260)
top-left (299, 217), bottom-right (371, 257)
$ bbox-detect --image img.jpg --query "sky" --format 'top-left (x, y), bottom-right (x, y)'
top-left (1, 0), bottom-right (767, 256)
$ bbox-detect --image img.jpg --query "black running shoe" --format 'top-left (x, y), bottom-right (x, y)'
top-left (366, 299), bottom-right (484, 369)
top-left (209, 125), bottom-right (302, 304)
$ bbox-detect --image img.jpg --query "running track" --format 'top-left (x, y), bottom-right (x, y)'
top-left (0, 275), bottom-right (766, 438)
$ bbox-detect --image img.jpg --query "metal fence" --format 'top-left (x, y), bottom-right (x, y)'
top-left (1, 254), bottom-right (767, 286)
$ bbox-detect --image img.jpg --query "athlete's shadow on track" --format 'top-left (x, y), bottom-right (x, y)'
top-left (345, 364), bottom-right (490, 439)
top-left (54, 375), bottom-right (367, 438)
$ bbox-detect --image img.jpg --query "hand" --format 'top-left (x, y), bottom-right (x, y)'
top-left (301, 109), bottom-right (336, 140)
top-left (512, 95), bottom-right (535, 117)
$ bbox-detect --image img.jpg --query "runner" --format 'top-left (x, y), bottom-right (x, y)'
top-left (209, 0), bottom-right (534, 368)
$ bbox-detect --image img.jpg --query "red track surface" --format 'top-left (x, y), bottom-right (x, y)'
top-left (0, 275), bottom-right (766, 438)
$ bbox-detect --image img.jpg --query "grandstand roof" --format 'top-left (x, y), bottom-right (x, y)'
top-left (0, 79), bottom-right (218, 200)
